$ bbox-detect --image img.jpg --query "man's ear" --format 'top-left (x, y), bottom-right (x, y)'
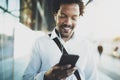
top-left (54, 14), bottom-right (57, 21)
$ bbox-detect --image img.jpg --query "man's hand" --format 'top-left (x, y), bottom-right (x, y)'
top-left (44, 64), bottom-right (77, 80)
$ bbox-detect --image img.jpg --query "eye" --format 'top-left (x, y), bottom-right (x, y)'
top-left (59, 14), bottom-right (67, 18)
top-left (72, 16), bottom-right (79, 21)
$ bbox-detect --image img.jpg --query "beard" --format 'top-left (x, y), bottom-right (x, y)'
top-left (59, 24), bottom-right (74, 38)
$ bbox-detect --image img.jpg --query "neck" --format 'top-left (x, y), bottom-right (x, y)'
top-left (62, 33), bottom-right (73, 42)
top-left (55, 29), bottom-right (74, 42)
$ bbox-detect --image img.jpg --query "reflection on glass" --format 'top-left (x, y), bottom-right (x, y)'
top-left (0, 27), bottom-right (14, 80)
top-left (0, 0), bottom-right (19, 80)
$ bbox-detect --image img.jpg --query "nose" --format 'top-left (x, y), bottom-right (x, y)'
top-left (64, 18), bottom-right (72, 26)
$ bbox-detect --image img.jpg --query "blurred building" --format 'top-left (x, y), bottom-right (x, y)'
top-left (20, 0), bottom-right (55, 31)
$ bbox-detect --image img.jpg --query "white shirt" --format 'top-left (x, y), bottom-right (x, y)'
top-left (23, 29), bottom-right (98, 80)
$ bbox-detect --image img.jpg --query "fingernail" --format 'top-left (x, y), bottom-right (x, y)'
top-left (72, 70), bottom-right (76, 74)
top-left (73, 67), bottom-right (77, 70)
top-left (67, 64), bottom-right (72, 67)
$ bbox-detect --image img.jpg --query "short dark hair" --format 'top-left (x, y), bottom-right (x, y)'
top-left (52, 0), bottom-right (84, 16)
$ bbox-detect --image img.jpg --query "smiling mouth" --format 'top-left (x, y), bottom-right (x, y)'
top-left (61, 25), bottom-right (73, 33)
top-left (61, 24), bottom-right (73, 29)
top-left (62, 27), bottom-right (70, 32)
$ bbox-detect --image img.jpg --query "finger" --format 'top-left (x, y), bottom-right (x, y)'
top-left (58, 67), bottom-right (77, 79)
top-left (52, 64), bottom-right (62, 71)
top-left (64, 66), bottom-right (77, 74)
top-left (53, 65), bottom-right (60, 70)
top-left (60, 64), bottom-right (72, 70)
top-left (51, 64), bottom-right (73, 79)
top-left (68, 67), bottom-right (77, 72)
top-left (53, 64), bottom-right (72, 71)
top-left (65, 67), bottom-right (77, 77)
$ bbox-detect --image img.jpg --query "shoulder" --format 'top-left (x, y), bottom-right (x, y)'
top-left (76, 36), bottom-right (96, 55)
top-left (75, 35), bottom-right (93, 47)
top-left (30, 34), bottom-right (53, 54)
top-left (38, 35), bottom-right (49, 40)
top-left (32, 34), bottom-right (50, 47)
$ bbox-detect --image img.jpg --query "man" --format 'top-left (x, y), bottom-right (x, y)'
top-left (23, 0), bottom-right (98, 80)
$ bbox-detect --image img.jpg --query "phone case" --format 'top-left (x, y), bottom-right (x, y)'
top-left (59, 54), bottom-right (79, 67)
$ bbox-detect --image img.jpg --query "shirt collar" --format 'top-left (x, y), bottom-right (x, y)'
top-left (49, 28), bottom-right (59, 40)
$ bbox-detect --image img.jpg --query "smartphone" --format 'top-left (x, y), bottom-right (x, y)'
top-left (58, 54), bottom-right (79, 67)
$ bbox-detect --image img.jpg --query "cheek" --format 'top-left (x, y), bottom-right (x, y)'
top-left (56, 19), bottom-right (64, 25)
top-left (72, 22), bottom-right (77, 28)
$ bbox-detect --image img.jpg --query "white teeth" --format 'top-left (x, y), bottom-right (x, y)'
top-left (65, 27), bottom-right (70, 29)
top-left (64, 27), bottom-right (70, 30)
top-left (61, 26), bottom-right (72, 32)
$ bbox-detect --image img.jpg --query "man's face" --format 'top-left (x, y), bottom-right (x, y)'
top-left (55, 3), bottom-right (80, 38)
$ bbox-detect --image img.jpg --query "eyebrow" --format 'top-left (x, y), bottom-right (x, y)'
top-left (60, 12), bottom-right (79, 17)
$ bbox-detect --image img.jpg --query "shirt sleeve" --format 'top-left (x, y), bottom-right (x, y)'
top-left (23, 40), bottom-right (45, 80)
top-left (84, 42), bottom-right (99, 80)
